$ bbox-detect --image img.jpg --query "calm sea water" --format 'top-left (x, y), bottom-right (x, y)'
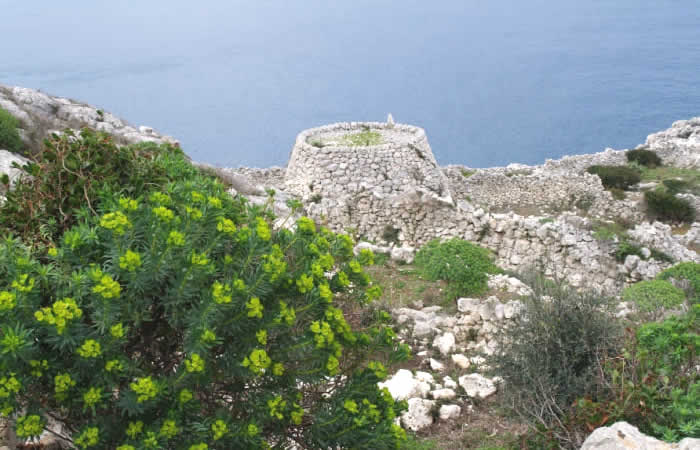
top-left (1, 1), bottom-right (699, 168)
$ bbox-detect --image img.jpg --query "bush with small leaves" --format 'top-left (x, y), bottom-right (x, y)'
top-left (0, 129), bottom-right (195, 246)
top-left (626, 148), bottom-right (662, 168)
top-left (644, 190), bottom-right (696, 223)
top-left (586, 165), bottom-right (641, 190)
top-left (662, 179), bottom-right (690, 195)
top-left (0, 106), bottom-right (23, 154)
top-left (0, 150), bottom-right (408, 449)
top-left (622, 279), bottom-right (686, 319)
top-left (488, 275), bottom-right (622, 448)
top-left (414, 238), bottom-right (499, 300)
top-left (658, 262), bottom-right (700, 304)
top-left (578, 306), bottom-right (699, 442)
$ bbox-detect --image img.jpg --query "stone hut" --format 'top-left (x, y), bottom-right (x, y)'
top-left (284, 121), bottom-right (453, 202)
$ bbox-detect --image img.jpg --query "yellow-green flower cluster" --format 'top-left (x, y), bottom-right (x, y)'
top-left (35, 297), bottom-right (83, 334)
top-left (242, 348), bottom-right (271, 375)
top-left (272, 362), bottom-right (284, 376)
top-left (290, 404), bottom-right (304, 425)
top-left (365, 285), bottom-right (382, 301)
top-left (211, 281), bottom-right (232, 304)
top-left (0, 291), bottom-right (16, 311)
top-left (119, 196), bottom-right (139, 211)
top-left (186, 206), bottom-right (203, 220)
top-left (116, 445), bottom-right (135, 450)
top-left (130, 377), bottom-right (158, 402)
top-left (296, 274), bottom-right (314, 294)
top-left (207, 196), bottom-right (223, 208)
top-left (348, 260), bottom-right (362, 273)
top-left (344, 399), bottom-right (359, 414)
top-left (159, 420), bottom-right (179, 439)
top-left (337, 271), bottom-right (350, 287)
top-left (326, 355), bottom-right (340, 375)
top-left (189, 444), bottom-right (208, 450)
top-left (77, 339), bottom-right (102, 358)
top-left (54, 373), bottom-right (76, 399)
top-left (153, 206), bottom-right (175, 223)
top-left (184, 353), bottom-right (205, 373)
top-left (143, 431), bottom-right (159, 447)
top-left (191, 251), bottom-right (209, 266)
top-left (255, 329), bottom-right (267, 345)
top-left (0, 329), bottom-right (24, 354)
top-left (247, 424), bottom-right (259, 436)
top-left (255, 217), bottom-right (271, 241)
top-left (211, 419), bottom-right (228, 440)
top-left (201, 329), bottom-right (217, 344)
top-left (178, 389), bottom-right (193, 404)
top-left (29, 359), bottom-right (48, 377)
top-left (92, 274), bottom-right (121, 299)
top-left (216, 217), bottom-right (237, 235)
top-left (368, 361), bottom-right (388, 379)
top-left (119, 250), bottom-right (142, 272)
top-left (110, 323), bottom-right (126, 339)
top-left (263, 245), bottom-right (286, 281)
top-left (190, 191), bottom-right (205, 203)
top-left (47, 247), bottom-right (58, 257)
top-left (126, 421), bottom-right (143, 438)
top-left (0, 375), bottom-right (20, 398)
top-left (105, 359), bottom-right (124, 372)
top-left (150, 192), bottom-right (171, 205)
top-left (100, 211), bottom-right (131, 235)
top-left (318, 282), bottom-right (333, 302)
top-left (83, 387), bottom-right (102, 408)
top-left (15, 414), bottom-right (43, 438)
top-left (276, 301), bottom-right (296, 326)
top-left (167, 230), bottom-right (185, 246)
top-left (11, 274), bottom-right (35, 293)
top-left (297, 216), bottom-right (316, 234)
top-left (246, 297), bottom-right (264, 318)
top-left (267, 395), bottom-right (286, 420)
top-left (310, 320), bottom-right (334, 348)
top-left (75, 426), bottom-right (99, 448)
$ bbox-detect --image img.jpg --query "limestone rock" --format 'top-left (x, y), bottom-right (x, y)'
top-left (451, 353), bottom-right (470, 369)
top-left (433, 332), bottom-right (456, 356)
top-left (439, 404), bottom-right (462, 421)
top-left (401, 398), bottom-right (436, 431)
top-left (580, 421), bottom-right (700, 450)
top-left (458, 373), bottom-right (497, 399)
top-left (431, 388), bottom-right (457, 401)
top-left (378, 369), bottom-right (430, 401)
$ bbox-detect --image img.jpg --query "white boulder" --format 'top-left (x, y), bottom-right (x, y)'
top-left (458, 373), bottom-right (497, 399)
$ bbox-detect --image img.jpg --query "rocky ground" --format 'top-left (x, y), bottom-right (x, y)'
top-left (0, 85), bottom-right (698, 449)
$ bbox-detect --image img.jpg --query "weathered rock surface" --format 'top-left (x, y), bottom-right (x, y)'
top-left (401, 398), bottom-right (436, 431)
top-left (580, 422), bottom-right (700, 450)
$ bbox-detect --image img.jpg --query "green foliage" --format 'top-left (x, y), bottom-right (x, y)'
top-left (0, 129), bottom-right (193, 246)
top-left (662, 179), bottom-right (690, 195)
top-left (626, 149), bottom-right (662, 168)
top-left (644, 190), bottom-right (696, 223)
top-left (622, 280), bottom-right (686, 319)
top-left (592, 220), bottom-right (628, 242)
top-left (382, 225), bottom-right (401, 245)
top-left (0, 137), bottom-right (408, 449)
top-left (414, 238), bottom-right (499, 300)
top-left (342, 129), bottom-right (383, 146)
top-left (460, 169), bottom-right (476, 178)
top-left (658, 262), bottom-right (700, 304)
top-left (586, 165), bottom-right (641, 190)
top-left (580, 306), bottom-right (699, 441)
top-left (0, 106), bottom-right (23, 153)
top-left (488, 276), bottom-right (622, 448)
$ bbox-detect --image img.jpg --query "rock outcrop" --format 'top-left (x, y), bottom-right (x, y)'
top-left (580, 422), bottom-right (700, 450)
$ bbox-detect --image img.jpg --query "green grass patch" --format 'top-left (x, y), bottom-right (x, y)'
top-left (342, 129), bottom-right (383, 146)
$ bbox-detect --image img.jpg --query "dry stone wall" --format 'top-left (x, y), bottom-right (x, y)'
top-left (284, 122), bottom-right (452, 201)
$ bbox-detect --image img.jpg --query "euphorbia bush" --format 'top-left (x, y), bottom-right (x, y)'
top-left (0, 174), bottom-right (408, 448)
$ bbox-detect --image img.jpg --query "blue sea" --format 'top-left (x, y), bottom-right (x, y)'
top-left (1, 1), bottom-right (699, 168)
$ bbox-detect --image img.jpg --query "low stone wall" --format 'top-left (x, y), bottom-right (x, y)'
top-left (284, 122), bottom-right (452, 201)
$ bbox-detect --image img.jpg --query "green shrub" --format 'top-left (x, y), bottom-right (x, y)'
top-left (488, 275), bottom-right (622, 448)
top-left (342, 129), bottom-right (383, 146)
top-left (644, 190), bottom-right (696, 223)
top-left (626, 149), bottom-right (662, 168)
top-left (663, 179), bottom-right (690, 195)
top-left (622, 280), bottom-right (686, 319)
top-left (582, 306), bottom-right (699, 441)
top-left (658, 262), bottom-right (700, 304)
top-left (0, 138), bottom-right (408, 449)
top-left (614, 240), bottom-right (644, 262)
top-left (0, 106), bottom-right (23, 153)
top-left (0, 129), bottom-right (191, 246)
top-left (586, 165), bottom-right (641, 190)
top-left (414, 238), bottom-right (499, 300)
